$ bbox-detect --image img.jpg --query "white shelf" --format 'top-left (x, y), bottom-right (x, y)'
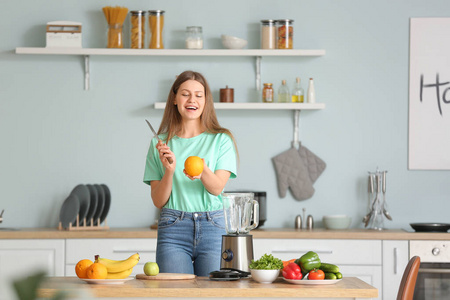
top-left (15, 47), bottom-right (325, 56)
top-left (15, 47), bottom-right (325, 91)
top-left (154, 102), bottom-right (325, 110)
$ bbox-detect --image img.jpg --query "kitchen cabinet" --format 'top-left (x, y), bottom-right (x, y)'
top-left (65, 238), bottom-right (156, 276)
top-left (15, 47), bottom-right (325, 91)
top-left (382, 240), bottom-right (409, 300)
top-left (0, 239), bottom-right (64, 300)
top-left (253, 239), bottom-right (383, 300)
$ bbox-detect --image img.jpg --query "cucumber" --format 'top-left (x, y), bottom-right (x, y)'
top-left (325, 272), bottom-right (337, 280)
top-left (336, 272), bottom-right (343, 279)
top-left (319, 263), bottom-right (340, 273)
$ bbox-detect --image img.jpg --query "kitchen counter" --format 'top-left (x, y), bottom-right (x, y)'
top-left (1, 227), bottom-right (450, 240)
top-left (37, 276), bottom-right (378, 299)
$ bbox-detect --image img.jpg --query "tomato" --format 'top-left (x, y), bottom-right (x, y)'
top-left (308, 269), bottom-right (325, 280)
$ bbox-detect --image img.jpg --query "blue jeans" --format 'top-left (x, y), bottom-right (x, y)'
top-left (156, 208), bottom-right (225, 276)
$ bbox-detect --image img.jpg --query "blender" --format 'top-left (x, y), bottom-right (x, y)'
top-left (210, 193), bottom-right (259, 280)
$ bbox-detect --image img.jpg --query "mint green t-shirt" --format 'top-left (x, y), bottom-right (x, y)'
top-left (143, 132), bottom-right (237, 212)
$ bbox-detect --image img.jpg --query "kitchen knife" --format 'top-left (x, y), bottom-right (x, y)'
top-left (145, 119), bottom-right (173, 164)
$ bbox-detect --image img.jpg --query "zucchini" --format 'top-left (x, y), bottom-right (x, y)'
top-left (336, 272), bottom-right (343, 279)
top-left (325, 272), bottom-right (337, 280)
top-left (319, 262), bottom-right (340, 273)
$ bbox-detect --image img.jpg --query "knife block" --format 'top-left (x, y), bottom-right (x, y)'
top-left (57, 214), bottom-right (109, 231)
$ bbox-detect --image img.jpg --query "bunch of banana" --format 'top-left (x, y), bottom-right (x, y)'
top-left (95, 253), bottom-right (140, 279)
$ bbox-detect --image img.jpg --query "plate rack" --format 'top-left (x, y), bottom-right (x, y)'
top-left (58, 214), bottom-right (109, 231)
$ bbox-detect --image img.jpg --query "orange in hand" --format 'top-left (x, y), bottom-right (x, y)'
top-left (86, 262), bottom-right (108, 279)
top-left (184, 156), bottom-right (204, 177)
top-left (75, 259), bottom-right (93, 279)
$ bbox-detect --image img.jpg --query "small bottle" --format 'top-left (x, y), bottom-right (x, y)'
top-left (262, 83), bottom-right (274, 102)
top-left (307, 78), bottom-right (316, 103)
top-left (278, 80), bottom-right (290, 103)
top-left (291, 77), bottom-right (304, 103)
top-left (185, 26), bottom-right (203, 49)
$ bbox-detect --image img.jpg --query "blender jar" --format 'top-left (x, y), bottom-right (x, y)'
top-left (222, 193), bottom-right (259, 234)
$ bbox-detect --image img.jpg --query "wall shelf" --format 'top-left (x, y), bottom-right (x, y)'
top-left (154, 102), bottom-right (325, 110)
top-left (15, 47), bottom-right (326, 90)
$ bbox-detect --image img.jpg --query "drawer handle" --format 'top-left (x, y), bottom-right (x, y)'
top-left (113, 249), bottom-right (156, 253)
top-left (271, 250), bottom-right (333, 254)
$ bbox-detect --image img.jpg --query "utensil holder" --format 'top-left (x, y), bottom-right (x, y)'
top-left (57, 214), bottom-right (109, 231)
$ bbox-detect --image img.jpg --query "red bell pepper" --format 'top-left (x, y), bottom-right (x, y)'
top-left (282, 262), bottom-right (303, 280)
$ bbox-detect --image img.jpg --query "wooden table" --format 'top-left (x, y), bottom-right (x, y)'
top-left (37, 276), bottom-right (378, 299)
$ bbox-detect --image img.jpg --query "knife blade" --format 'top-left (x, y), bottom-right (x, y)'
top-left (145, 119), bottom-right (173, 164)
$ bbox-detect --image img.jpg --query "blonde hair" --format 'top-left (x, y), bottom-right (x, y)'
top-left (158, 70), bottom-right (239, 159)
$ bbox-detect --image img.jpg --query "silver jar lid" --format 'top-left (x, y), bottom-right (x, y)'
top-left (148, 10), bottom-right (165, 15)
top-left (276, 19), bottom-right (294, 24)
top-left (130, 10), bottom-right (146, 15)
top-left (186, 26), bottom-right (202, 33)
top-left (261, 19), bottom-right (276, 25)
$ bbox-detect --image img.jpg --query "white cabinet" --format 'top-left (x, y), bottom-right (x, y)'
top-left (65, 238), bottom-right (157, 276)
top-left (253, 239), bottom-right (382, 300)
top-left (382, 240), bottom-right (409, 300)
top-left (0, 239), bottom-right (65, 300)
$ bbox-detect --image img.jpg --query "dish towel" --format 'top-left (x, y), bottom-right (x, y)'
top-left (272, 145), bottom-right (326, 201)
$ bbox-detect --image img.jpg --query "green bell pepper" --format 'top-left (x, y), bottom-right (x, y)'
top-left (295, 251), bottom-right (321, 273)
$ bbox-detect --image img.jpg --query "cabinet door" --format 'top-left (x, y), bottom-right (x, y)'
top-left (0, 239), bottom-right (65, 300)
top-left (382, 240), bottom-right (409, 300)
top-left (65, 238), bottom-right (157, 276)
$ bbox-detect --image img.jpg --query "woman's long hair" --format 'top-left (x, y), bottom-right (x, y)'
top-left (158, 70), bottom-right (238, 159)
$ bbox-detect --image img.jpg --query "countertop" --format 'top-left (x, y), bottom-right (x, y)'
top-left (37, 276), bottom-right (378, 299)
top-left (1, 227), bottom-right (450, 240)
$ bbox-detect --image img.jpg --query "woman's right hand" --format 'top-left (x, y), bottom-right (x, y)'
top-left (156, 140), bottom-right (176, 171)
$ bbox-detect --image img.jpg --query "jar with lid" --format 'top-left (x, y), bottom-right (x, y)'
top-left (276, 19), bottom-right (294, 49)
top-left (130, 11), bottom-right (146, 49)
top-left (148, 10), bottom-right (165, 49)
top-left (262, 83), bottom-right (274, 103)
top-left (260, 20), bottom-right (276, 49)
top-left (185, 26), bottom-right (203, 49)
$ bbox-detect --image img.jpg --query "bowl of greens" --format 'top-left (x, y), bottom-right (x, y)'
top-left (249, 254), bottom-right (283, 283)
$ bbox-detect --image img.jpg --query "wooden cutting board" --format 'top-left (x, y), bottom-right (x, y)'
top-left (136, 273), bottom-right (196, 280)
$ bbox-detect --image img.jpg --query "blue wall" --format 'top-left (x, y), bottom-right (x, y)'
top-left (1, 0), bottom-right (449, 229)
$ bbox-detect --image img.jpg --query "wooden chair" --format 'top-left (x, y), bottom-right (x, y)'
top-left (397, 256), bottom-right (421, 300)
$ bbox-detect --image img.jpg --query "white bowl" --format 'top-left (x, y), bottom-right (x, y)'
top-left (221, 35), bottom-right (248, 49)
top-left (250, 269), bottom-right (280, 284)
top-left (323, 215), bottom-right (352, 230)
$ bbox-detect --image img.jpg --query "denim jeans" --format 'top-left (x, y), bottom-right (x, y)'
top-left (156, 208), bottom-right (225, 276)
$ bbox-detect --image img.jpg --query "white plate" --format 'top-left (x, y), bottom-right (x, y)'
top-left (81, 277), bottom-right (134, 284)
top-left (283, 278), bottom-right (342, 285)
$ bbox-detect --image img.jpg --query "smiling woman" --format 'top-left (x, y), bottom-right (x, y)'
top-left (143, 70), bottom-right (238, 277)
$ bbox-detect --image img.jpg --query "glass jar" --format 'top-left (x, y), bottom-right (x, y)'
top-left (262, 83), bottom-right (274, 103)
top-left (130, 11), bottom-right (146, 49)
top-left (276, 19), bottom-right (294, 49)
top-left (148, 10), bottom-right (165, 49)
top-left (107, 24), bottom-right (124, 48)
top-left (185, 26), bottom-right (203, 49)
top-left (260, 20), bottom-right (276, 49)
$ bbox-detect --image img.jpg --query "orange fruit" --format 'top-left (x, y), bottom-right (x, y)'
top-left (75, 259), bottom-right (93, 279)
top-left (184, 156), bottom-right (204, 177)
top-left (86, 262), bottom-right (108, 279)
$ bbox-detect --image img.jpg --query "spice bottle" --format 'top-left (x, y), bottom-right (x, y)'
top-left (262, 83), bottom-right (274, 103)
top-left (149, 10), bottom-right (165, 49)
top-left (278, 80), bottom-right (290, 103)
top-left (276, 19), bottom-right (294, 49)
top-left (291, 77), bottom-right (304, 103)
top-left (260, 20), bottom-right (276, 49)
top-left (307, 78), bottom-right (316, 103)
top-left (185, 26), bottom-right (203, 49)
top-left (130, 11), bottom-right (146, 49)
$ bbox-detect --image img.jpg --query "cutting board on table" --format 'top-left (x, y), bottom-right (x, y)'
top-left (136, 273), bottom-right (196, 280)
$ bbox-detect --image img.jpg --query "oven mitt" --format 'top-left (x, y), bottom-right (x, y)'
top-left (272, 147), bottom-right (315, 201)
top-left (298, 143), bottom-right (326, 183)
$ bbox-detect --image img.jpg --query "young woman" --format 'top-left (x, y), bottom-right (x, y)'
top-left (143, 70), bottom-right (238, 276)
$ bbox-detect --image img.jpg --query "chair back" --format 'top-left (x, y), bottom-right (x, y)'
top-left (397, 256), bottom-right (421, 300)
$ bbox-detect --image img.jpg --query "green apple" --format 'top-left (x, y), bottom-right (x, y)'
top-left (143, 262), bottom-right (159, 276)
